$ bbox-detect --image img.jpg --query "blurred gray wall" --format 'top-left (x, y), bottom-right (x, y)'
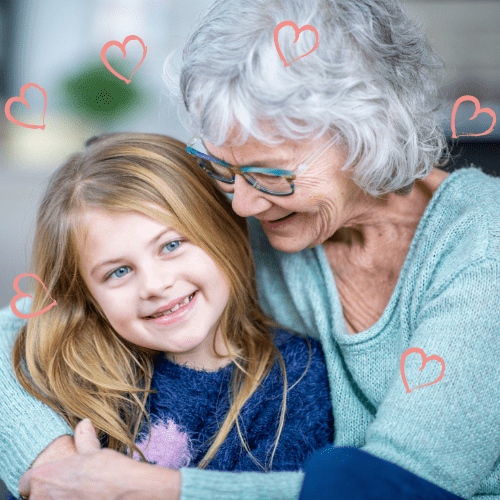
top-left (1, 0), bottom-right (214, 307)
top-left (2, 0), bottom-right (500, 307)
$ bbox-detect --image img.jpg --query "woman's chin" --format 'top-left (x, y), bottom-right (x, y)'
top-left (260, 227), bottom-right (312, 253)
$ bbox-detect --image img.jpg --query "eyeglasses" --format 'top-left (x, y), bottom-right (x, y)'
top-left (186, 135), bottom-right (338, 196)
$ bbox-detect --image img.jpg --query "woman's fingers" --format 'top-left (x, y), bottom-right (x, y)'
top-left (75, 418), bottom-right (101, 454)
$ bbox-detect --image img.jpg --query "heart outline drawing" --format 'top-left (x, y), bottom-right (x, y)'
top-left (11, 273), bottom-right (57, 319)
top-left (400, 347), bottom-right (445, 394)
top-left (451, 95), bottom-right (496, 138)
top-left (4, 83), bottom-right (47, 130)
top-left (273, 21), bottom-right (320, 68)
top-left (100, 35), bottom-right (147, 84)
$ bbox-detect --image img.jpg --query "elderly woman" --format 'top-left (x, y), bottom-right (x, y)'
top-left (1, 0), bottom-right (499, 499)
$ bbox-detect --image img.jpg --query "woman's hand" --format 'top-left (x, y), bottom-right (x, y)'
top-left (29, 433), bottom-right (78, 469)
top-left (19, 419), bottom-right (181, 500)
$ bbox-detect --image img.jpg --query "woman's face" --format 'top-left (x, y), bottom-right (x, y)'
top-left (203, 134), bottom-right (368, 253)
top-left (77, 208), bottom-right (231, 370)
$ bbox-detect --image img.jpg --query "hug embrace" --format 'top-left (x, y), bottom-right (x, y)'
top-left (1, 0), bottom-right (499, 499)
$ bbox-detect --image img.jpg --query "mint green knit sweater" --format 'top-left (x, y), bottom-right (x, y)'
top-left (1, 167), bottom-right (499, 500)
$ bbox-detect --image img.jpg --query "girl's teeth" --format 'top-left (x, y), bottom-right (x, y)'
top-left (151, 293), bottom-right (195, 318)
top-left (170, 303), bottom-right (181, 313)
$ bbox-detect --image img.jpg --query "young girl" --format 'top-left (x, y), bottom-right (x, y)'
top-left (10, 133), bottom-right (333, 484)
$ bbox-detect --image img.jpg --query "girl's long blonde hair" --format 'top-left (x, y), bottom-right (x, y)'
top-left (12, 133), bottom-right (307, 470)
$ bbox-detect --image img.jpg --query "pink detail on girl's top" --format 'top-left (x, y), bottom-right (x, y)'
top-left (132, 420), bottom-right (192, 469)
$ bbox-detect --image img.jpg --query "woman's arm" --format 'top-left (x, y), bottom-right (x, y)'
top-left (0, 300), bottom-right (75, 498)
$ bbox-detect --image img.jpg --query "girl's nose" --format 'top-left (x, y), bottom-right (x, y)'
top-left (138, 266), bottom-right (174, 300)
top-left (230, 175), bottom-right (273, 218)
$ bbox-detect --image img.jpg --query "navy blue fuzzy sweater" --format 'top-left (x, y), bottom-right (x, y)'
top-left (131, 328), bottom-right (333, 472)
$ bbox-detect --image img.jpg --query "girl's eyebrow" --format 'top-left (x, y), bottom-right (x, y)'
top-left (90, 228), bottom-right (175, 277)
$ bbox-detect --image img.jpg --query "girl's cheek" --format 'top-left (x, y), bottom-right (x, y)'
top-left (95, 289), bottom-right (124, 317)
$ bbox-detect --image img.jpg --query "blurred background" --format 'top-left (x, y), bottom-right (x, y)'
top-left (0, 0), bottom-right (499, 497)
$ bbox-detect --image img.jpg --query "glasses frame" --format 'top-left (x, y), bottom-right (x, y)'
top-left (186, 134), bottom-right (338, 196)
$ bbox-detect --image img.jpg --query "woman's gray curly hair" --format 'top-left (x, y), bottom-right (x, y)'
top-left (164, 0), bottom-right (449, 196)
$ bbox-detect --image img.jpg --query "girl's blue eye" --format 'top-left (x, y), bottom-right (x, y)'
top-left (162, 240), bottom-right (182, 253)
top-left (109, 266), bottom-right (130, 279)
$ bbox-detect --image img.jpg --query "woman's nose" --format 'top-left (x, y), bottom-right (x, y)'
top-left (230, 175), bottom-right (272, 218)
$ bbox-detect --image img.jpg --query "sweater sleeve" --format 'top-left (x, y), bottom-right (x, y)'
top-left (361, 257), bottom-right (500, 500)
top-left (0, 299), bottom-right (74, 498)
top-left (180, 468), bottom-right (304, 500)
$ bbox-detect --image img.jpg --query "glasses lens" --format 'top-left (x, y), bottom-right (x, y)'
top-left (200, 158), bottom-right (234, 182)
top-left (190, 139), bottom-right (232, 182)
top-left (246, 172), bottom-right (293, 195)
top-left (189, 138), bottom-right (293, 194)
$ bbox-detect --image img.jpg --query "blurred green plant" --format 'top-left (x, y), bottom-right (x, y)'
top-left (60, 58), bottom-right (146, 125)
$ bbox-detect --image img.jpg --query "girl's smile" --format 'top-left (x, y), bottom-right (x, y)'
top-left (78, 208), bottom-right (231, 370)
top-left (144, 291), bottom-right (198, 325)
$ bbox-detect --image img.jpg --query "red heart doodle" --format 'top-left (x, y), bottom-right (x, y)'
top-left (273, 21), bottom-right (320, 68)
top-left (10, 273), bottom-right (57, 319)
top-left (400, 347), bottom-right (445, 394)
top-left (451, 95), bottom-right (496, 138)
top-left (4, 83), bottom-right (47, 130)
top-left (100, 35), bottom-right (147, 84)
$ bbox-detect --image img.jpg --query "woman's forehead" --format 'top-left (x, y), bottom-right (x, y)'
top-left (203, 136), bottom-right (299, 166)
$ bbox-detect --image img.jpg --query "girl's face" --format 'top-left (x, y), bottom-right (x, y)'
top-left (77, 207), bottom-right (231, 371)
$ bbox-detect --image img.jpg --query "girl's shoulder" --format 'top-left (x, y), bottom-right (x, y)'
top-left (269, 329), bottom-right (333, 439)
top-left (273, 328), bottom-right (322, 351)
top-left (272, 328), bottom-right (327, 384)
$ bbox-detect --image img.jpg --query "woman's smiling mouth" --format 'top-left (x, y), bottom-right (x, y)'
top-left (261, 212), bottom-right (297, 228)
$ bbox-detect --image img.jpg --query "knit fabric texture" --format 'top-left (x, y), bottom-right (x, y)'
top-left (1, 167), bottom-right (499, 500)
top-left (131, 329), bottom-right (333, 472)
